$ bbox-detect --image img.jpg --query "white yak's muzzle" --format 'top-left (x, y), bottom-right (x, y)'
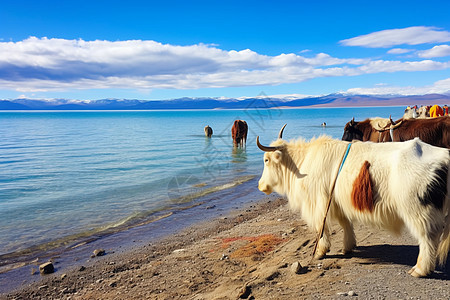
top-left (258, 180), bottom-right (272, 195)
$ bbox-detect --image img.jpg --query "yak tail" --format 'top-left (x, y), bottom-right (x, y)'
top-left (437, 193), bottom-right (450, 266)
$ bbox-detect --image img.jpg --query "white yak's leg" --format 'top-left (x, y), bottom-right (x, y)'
top-left (409, 237), bottom-right (437, 277)
top-left (404, 211), bottom-right (443, 277)
top-left (315, 226), bottom-right (331, 259)
top-left (338, 217), bottom-right (356, 254)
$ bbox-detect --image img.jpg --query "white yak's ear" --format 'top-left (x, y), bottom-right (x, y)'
top-left (273, 150), bottom-right (282, 163)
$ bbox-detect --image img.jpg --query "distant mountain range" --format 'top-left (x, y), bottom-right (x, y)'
top-left (1, 93), bottom-right (449, 110)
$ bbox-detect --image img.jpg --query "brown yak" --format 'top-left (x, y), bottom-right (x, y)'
top-left (231, 120), bottom-right (248, 147)
top-left (204, 125), bottom-right (213, 138)
top-left (342, 116), bottom-right (450, 148)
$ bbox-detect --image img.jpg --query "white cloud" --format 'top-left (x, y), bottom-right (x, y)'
top-left (357, 60), bottom-right (450, 73)
top-left (387, 48), bottom-right (414, 54)
top-left (417, 45), bottom-right (450, 58)
top-left (0, 37), bottom-right (449, 93)
top-left (346, 78), bottom-right (450, 95)
top-left (340, 26), bottom-right (450, 48)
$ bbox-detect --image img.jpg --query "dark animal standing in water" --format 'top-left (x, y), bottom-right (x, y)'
top-left (342, 116), bottom-right (450, 148)
top-left (204, 125), bottom-right (213, 138)
top-left (231, 120), bottom-right (248, 147)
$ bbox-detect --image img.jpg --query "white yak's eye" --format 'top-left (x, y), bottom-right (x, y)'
top-left (264, 158), bottom-right (269, 163)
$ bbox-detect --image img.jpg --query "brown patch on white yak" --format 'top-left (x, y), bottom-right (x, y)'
top-left (351, 160), bottom-right (374, 212)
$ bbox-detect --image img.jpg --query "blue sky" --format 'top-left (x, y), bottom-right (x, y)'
top-left (1, 0), bottom-right (450, 100)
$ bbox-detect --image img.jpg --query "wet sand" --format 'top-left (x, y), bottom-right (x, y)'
top-left (2, 195), bottom-right (450, 299)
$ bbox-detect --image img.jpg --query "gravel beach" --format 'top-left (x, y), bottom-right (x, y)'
top-left (2, 197), bottom-right (449, 300)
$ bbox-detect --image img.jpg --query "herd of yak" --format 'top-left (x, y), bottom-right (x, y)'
top-left (204, 104), bottom-right (450, 278)
top-left (204, 104), bottom-right (449, 149)
top-left (342, 107), bottom-right (450, 148)
top-left (204, 119), bottom-right (248, 147)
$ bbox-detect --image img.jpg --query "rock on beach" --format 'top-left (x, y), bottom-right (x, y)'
top-left (39, 262), bottom-right (54, 275)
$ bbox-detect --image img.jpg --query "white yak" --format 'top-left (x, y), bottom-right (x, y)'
top-left (257, 125), bottom-right (450, 277)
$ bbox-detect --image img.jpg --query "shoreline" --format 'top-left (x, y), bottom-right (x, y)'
top-left (3, 195), bottom-right (450, 299)
top-left (0, 176), bottom-right (270, 295)
top-left (1, 195), bottom-right (285, 298)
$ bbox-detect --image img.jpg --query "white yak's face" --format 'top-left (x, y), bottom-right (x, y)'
top-left (258, 150), bottom-right (283, 195)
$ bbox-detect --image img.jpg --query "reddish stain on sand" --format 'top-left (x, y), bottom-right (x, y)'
top-left (215, 234), bottom-right (285, 258)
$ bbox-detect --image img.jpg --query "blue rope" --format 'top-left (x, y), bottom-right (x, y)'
top-left (338, 143), bottom-right (352, 175)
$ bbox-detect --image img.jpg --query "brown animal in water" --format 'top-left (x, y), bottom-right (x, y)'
top-left (204, 125), bottom-right (213, 138)
top-left (231, 120), bottom-right (248, 147)
top-left (342, 116), bottom-right (450, 148)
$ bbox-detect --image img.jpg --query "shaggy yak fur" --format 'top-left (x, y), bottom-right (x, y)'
top-left (258, 133), bottom-right (450, 277)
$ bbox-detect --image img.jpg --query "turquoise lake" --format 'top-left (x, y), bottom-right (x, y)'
top-left (0, 107), bottom-right (404, 262)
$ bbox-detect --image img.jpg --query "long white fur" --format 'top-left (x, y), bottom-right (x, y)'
top-left (258, 136), bottom-right (450, 277)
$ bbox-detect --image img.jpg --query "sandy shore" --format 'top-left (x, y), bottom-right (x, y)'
top-left (2, 196), bottom-right (449, 300)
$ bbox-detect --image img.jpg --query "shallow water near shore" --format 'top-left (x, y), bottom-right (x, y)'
top-left (0, 175), bottom-right (274, 294)
top-left (0, 106), bottom-right (405, 291)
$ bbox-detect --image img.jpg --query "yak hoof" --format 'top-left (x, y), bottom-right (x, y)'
top-left (314, 252), bottom-right (326, 260)
top-left (410, 270), bottom-right (426, 278)
top-left (342, 249), bottom-right (353, 256)
top-left (408, 267), bottom-right (427, 278)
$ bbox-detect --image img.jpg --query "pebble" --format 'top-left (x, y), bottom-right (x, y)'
top-left (39, 262), bottom-right (54, 275)
top-left (61, 273), bottom-right (67, 280)
top-left (172, 249), bottom-right (185, 253)
top-left (291, 261), bottom-right (303, 274)
top-left (337, 291), bottom-right (357, 297)
top-left (92, 248), bottom-right (106, 257)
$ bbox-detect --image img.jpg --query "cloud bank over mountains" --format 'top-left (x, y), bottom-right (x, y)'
top-left (0, 26), bottom-right (449, 96)
top-left (2, 93), bottom-right (449, 111)
top-left (345, 78), bottom-right (450, 95)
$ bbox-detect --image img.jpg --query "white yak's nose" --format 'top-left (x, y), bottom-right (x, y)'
top-left (258, 180), bottom-right (272, 195)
